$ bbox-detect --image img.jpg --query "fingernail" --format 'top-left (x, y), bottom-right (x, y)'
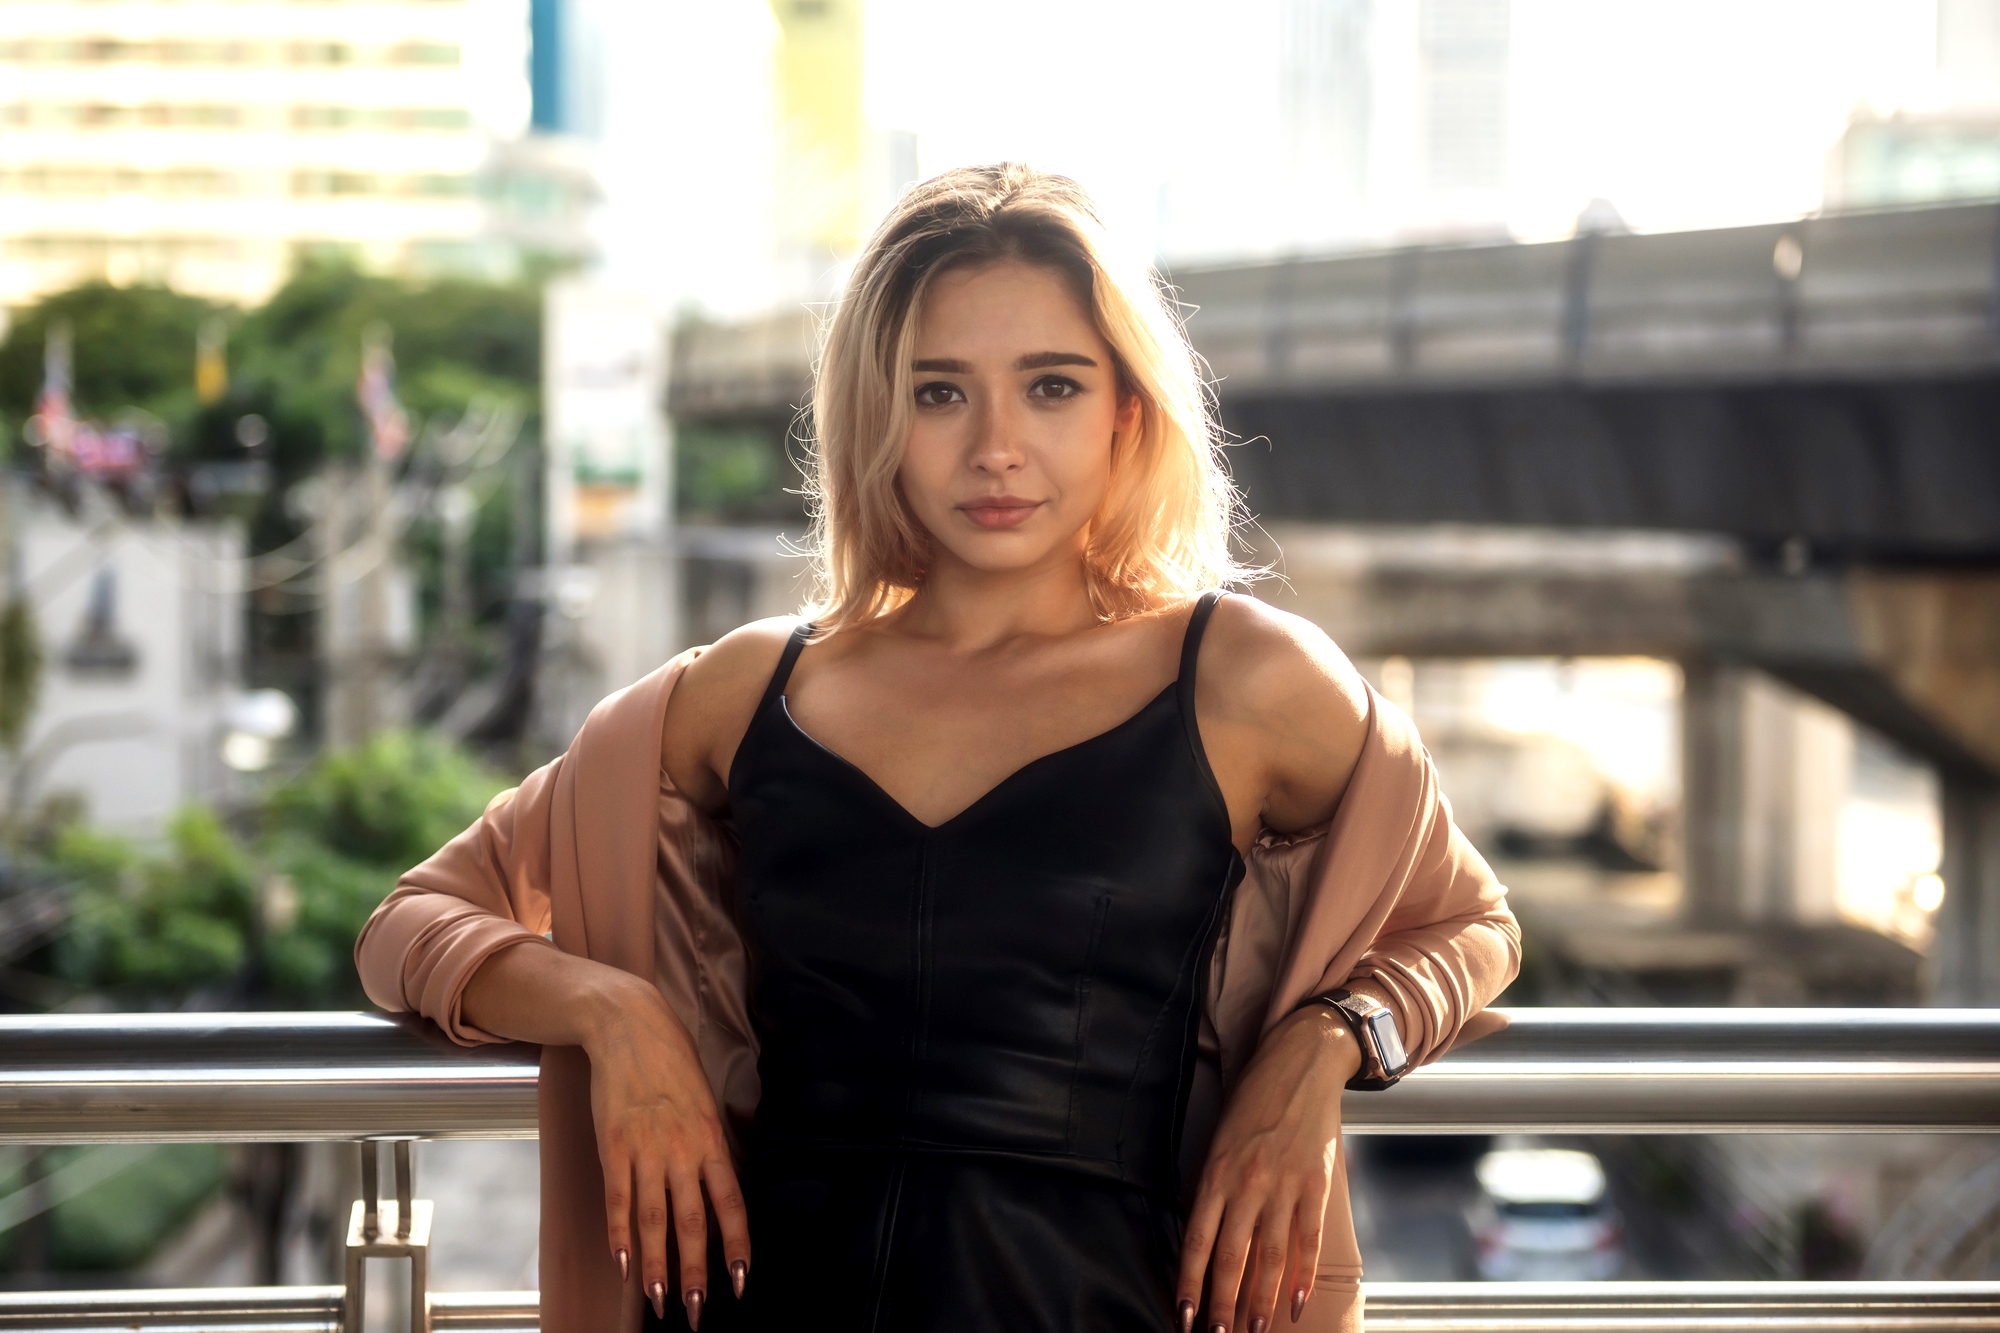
top-left (1292, 1288), bottom-right (1308, 1322)
top-left (1252, 1319), bottom-right (1268, 1333)
top-left (684, 1287), bottom-right (705, 1331)
top-left (647, 1281), bottom-right (665, 1320)
top-left (1178, 1299), bottom-right (1196, 1333)
top-left (1211, 1324), bottom-right (1229, 1333)
top-left (615, 1248), bottom-right (628, 1281)
top-left (730, 1259), bottom-right (747, 1299)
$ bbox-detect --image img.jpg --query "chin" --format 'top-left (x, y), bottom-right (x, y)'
top-left (933, 534), bottom-right (1069, 576)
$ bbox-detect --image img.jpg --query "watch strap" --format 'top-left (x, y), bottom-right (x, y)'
top-left (1304, 988), bottom-right (1404, 1091)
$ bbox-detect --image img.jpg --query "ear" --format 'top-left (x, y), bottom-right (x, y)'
top-left (1114, 390), bottom-right (1143, 437)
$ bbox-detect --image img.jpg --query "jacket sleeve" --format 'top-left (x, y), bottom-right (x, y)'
top-left (1332, 799), bottom-right (1520, 1067)
top-left (1229, 684), bottom-right (1521, 1078)
top-left (353, 757), bottom-right (564, 1046)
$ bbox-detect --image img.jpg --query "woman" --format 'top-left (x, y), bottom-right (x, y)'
top-left (358, 165), bottom-right (1517, 1333)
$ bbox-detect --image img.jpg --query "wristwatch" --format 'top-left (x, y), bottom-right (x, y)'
top-left (1303, 989), bottom-right (1410, 1091)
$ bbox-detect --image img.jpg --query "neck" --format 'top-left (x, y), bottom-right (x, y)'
top-left (893, 548), bottom-right (1097, 650)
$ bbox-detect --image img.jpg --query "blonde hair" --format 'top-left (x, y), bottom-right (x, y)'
top-left (803, 163), bottom-right (1252, 630)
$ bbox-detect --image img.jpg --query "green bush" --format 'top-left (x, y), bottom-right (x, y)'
top-left (264, 728), bottom-right (505, 868)
top-left (51, 808), bottom-right (257, 996)
top-left (0, 1145), bottom-right (227, 1272)
top-left (45, 730), bottom-right (508, 1007)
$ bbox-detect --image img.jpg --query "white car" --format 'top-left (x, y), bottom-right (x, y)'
top-left (1470, 1147), bottom-right (1623, 1280)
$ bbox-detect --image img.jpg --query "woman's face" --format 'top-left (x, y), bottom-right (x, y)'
top-left (898, 260), bottom-right (1138, 581)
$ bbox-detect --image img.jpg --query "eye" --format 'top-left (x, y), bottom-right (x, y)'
top-left (1028, 375), bottom-right (1082, 401)
top-left (914, 380), bottom-right (964, 407)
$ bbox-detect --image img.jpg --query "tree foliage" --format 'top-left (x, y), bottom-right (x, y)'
top-left (211, 257), bottom-right (540, 473)
top-left (0, 283), bottom-right (220, 430)
top-left (0, 258), bottom-right (539, 487)
top-left (44, 731), bottom-right (508, 1007)
top-left (53, 807), bottom-right (258, 995)
top-left (257, 730), bottom-right (508, 1004)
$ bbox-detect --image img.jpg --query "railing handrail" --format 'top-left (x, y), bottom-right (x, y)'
top-left (0, 1286), bottom-right (540, 1330)
top-left (0, 1008), bottom-right (1994, 1143)
top-left (5, 1283), bottom-right (2000, 1332)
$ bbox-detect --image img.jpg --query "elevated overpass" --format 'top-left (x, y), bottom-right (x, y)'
top-left (669, 201), bottom-right (2000, 1000)
top-left (673, 200), bottom-right (2000, 566)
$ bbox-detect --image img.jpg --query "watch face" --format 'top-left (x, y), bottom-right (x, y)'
top-left (1364, 1010), bottom-right (1409, 1075)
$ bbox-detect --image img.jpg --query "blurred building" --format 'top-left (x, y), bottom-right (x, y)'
top-left (770, 0), bottom-right (867, 297)
top-left (1825, 0), bottom-right (2000, 209)
top-left (0, 0), bottom-right (594, 309)
top-left (1280, 0), bottom-right (1375, 250)
top-left (528, 0), bottom-right (603, 139)
top-left (529, 277), bottom-right (678, 747)
top-left (1182, 0), bottom-right (1513, 259)
top-left (1365, 0), bottom-right (1513, 241)
top-left (1414, 0), bottom-right (1508, 202)
top-left (11, 490), bottom-right (244, 835)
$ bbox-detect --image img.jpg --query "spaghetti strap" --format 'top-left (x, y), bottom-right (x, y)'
top-left (1175, 590), bottom-right (1231, 817)
top-left (1176, 589), bottom-right (1228, 702)
top-left (753, 620), bottom-right (813, 718)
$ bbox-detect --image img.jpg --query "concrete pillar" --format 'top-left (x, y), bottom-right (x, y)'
top-left (1935, 780), bottom-right (2000, 1004)
top-left (1682, 662), bottom-right (1851, 928)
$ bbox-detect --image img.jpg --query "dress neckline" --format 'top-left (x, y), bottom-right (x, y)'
top-left (776, 682), bottom-right (1178, 834)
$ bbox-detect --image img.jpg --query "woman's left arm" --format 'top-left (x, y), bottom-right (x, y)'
top-left (1175, 598), bottom-right (1518, 1333)
top-left (1177, 999), bottom-right (1360, 1333)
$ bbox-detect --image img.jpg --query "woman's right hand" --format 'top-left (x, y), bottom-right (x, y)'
top-left (581, 973), bottom-right (750, 1329)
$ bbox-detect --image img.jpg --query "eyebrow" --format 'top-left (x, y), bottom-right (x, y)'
top-left (909, 351), bottom-right (1100, 373)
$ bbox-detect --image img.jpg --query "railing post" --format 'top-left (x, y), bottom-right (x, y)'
top-left (345, 1139), bottom-right (432, 1333)
top-left (1937, 778), bottom-right (2000, 1003)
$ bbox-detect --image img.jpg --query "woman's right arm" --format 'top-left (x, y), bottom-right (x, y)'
top-left (448, 618), bottom-right (794, 1327)
top-left (459, 943), bottom-right (749, 1324)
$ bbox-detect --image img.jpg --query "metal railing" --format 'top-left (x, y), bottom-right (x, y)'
top-left (4, 1007), bottom-right (1997, 1143)
top-left (1, 1283), bottom-right (1993, 1333)
top-left (0, 1289), bottom-right (536, 1331)
top-left (0, 1008), bottom-right (1995, 1329)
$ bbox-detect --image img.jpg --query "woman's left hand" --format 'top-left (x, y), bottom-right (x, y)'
top-left (1176, 1005), bottom-right (1361, 1333)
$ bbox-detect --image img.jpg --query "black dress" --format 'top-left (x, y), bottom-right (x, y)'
top-left (650, 591), bottom-right (1243, 1332)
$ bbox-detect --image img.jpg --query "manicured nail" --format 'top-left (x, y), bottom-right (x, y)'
top-left (1178, 1299), bottom-right (1196, 1333)
top-left (1252, 1318), bottom-right (1268, 1333)
top-left (1292, 1288), bottom-right (1309, 1322)
top-left (615, 1248), bottom-right (628, 1281)
top-left (730, 1259), bottom-right (747, 1299)
top-left (1211, 1323), bottom-right (1229, 1333)
top-left (684, 1287), bottom-right (705, 1330)
top-left (647, 1281), bottom-right (665, 1319)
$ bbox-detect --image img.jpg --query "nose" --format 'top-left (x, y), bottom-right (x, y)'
top-left (966, 393), bottom-right (1026, 476)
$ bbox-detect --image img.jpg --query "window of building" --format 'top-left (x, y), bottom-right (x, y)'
top-left (0, 37), bottom-right (454, 68)
top-left (386, 41), bottom-right (460, 66)
top-left (292, 170), bottom-right (379, 196)
top-left (290, 105), bottom-right (472, 131)
top-left (405, 172), bottom-right (473, 197)
top-left (287, 41), bottom-right (355, 65)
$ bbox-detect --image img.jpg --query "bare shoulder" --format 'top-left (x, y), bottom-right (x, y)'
top-left (661, 616), bottom-right (801, 808)
top-left (675, 616), bottom-right (799, 706)
top-left (1197, 593), bottom-right (1373, 832)
top-left (1199, 594), bottom-right (1369, 729)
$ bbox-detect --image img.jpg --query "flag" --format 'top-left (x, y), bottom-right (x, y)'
top-left (32, 320), bottom-right (74, 455)
top-left (196, 317), bottom-right (228, 405)
top-left (356, 325), bottom-right (409, 462)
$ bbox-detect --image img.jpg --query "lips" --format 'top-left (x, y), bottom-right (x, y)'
top-left (957, 497), bottom-right (1042, 529)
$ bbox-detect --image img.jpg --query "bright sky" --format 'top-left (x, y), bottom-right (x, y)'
top-left (601, 0), bottom-right (1942, 312)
